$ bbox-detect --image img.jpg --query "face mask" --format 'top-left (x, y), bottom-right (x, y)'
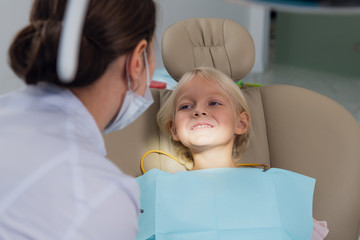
top-left (103, 51), bottom-right (154, 134)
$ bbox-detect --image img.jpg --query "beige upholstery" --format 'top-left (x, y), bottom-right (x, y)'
top-left (104, 18), bottom-right (360, 240)
top-left (162, 18), bottom-right (255, 82)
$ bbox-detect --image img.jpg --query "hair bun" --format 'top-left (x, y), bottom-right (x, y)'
top-left (8, 20), bottom-right (62, 84)
top-left (31, 20), bottom-right (62, 40)
top-left (32, 20), bottom-right (47, 37)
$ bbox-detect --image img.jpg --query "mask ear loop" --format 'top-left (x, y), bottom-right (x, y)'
top-left (125, 54), bottom-right (133, 90)
top-left (143, 50), bottom-right (150, 86)
top-left (57, 0), bottom-right (90, 83)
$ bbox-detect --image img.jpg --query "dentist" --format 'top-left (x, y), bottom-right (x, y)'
top-left (0, 0), bottom-right (156, 239)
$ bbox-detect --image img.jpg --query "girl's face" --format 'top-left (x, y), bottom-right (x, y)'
top-left (170, 76), bottom-right (249, 153)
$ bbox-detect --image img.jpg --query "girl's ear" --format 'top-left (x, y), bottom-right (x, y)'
top-left (169, 120), bottom-right (179, 141)
top-left (235, 111), bottom-right (250, 135)
top-left (127, 39), bottom-right (147, 90)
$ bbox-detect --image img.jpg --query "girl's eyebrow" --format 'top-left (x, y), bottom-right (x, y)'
top-left (176, 92), bottom-right (192, 99)
top-left (177, 93), bottom-right (227, 104)
top-left (176, 94), bottom-right (193, 104)
top-left (207, 94), bottom-right (228, 101)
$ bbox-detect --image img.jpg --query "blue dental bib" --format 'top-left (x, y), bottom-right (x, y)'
top-left (136, 168), bottom-right (315, 240)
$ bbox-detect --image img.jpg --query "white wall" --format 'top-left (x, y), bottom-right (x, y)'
top-left (0, 0), bottom-right (31, 94)
top-left (0, 0), bottom-right (262, 95)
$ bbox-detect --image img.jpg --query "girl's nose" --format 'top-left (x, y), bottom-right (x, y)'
top-left (193, 109), bottom-right (207, 117)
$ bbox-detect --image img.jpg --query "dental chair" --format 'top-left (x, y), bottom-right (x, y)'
top-left (104, 18), bottom-right (360, 240)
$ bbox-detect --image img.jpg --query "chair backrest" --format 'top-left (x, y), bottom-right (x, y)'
top-left (104, 18), bottom-right (360, 240)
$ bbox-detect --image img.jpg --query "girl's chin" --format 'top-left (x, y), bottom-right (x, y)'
top-left (187, 143), bottom-right (214, 152)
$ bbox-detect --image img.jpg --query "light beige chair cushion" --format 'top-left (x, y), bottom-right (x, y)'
top-left (259, 85), bottom-right (360, 240)
top-left (162, 18), bottom-right (255, 82)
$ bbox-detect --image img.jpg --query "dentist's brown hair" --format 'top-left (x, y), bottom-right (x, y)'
top-left (8, 0), bottom-right (156, 87)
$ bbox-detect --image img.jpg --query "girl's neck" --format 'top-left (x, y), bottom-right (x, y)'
top-left (191, 147), bottom-right (237, 170)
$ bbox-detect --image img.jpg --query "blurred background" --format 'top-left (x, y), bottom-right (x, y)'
top-left (0, 0), bottom-right (359, 123)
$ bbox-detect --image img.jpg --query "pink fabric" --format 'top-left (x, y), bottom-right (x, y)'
top-left (311, 219), bottom-right (329, 240)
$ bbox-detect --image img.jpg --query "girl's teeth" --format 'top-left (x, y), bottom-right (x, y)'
top-left (193, 125), bottom-right (212, 130)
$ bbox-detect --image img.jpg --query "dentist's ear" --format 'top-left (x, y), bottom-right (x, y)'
top-left (235, 111), bottom-right (250, 135)
top-left (127, 39), bottom-right (148, 91)
top-left (169, 121), bottom-right (180, 141)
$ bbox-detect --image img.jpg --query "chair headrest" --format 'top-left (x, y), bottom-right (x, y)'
top-left (162, 18), bottom-right (255, 82)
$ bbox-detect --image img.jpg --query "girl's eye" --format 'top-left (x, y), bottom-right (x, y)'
top-left (209, 101), bottom-right (221, 106)
top-left (179, 104), bottom-right (191, 110)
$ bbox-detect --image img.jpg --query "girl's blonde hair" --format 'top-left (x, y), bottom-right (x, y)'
top-left (157, 67), bottom-right (251, 167)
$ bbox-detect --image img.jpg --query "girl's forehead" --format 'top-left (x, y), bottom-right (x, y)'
top-left (177, 76), bottom-right (227, 97)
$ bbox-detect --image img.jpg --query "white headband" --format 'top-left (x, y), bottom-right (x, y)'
top-left (57, 0), bottom-right (90, 83)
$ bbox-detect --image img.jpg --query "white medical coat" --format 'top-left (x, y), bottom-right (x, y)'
top-left (0, 83), bottom-right (140, 240)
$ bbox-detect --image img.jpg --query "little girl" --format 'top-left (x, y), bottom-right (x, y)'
top-left (157, 66), bottom-right (251, 171)
top-left (139, 66), bottom-right (328, 240)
